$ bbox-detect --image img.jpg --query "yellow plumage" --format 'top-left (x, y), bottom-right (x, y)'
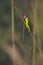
top-left (25, 17), bottom-right (30, 31)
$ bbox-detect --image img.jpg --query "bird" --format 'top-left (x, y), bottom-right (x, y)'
top-left (23, 15), bottom-right (31, 32)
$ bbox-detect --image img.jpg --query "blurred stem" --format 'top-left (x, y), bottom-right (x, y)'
top-left (32, 0), bottom-right (38, 65)
top-left (11, 0), bottom-right (16, 65)
top-left (11, 0), bottom-right (14, 45)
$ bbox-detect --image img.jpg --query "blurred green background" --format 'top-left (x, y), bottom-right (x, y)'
top-left (0, 0), bottom-right (43, 65)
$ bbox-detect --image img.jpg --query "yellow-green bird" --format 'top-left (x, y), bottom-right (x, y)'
top-left (23, 15), bottom-right (30, 31)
